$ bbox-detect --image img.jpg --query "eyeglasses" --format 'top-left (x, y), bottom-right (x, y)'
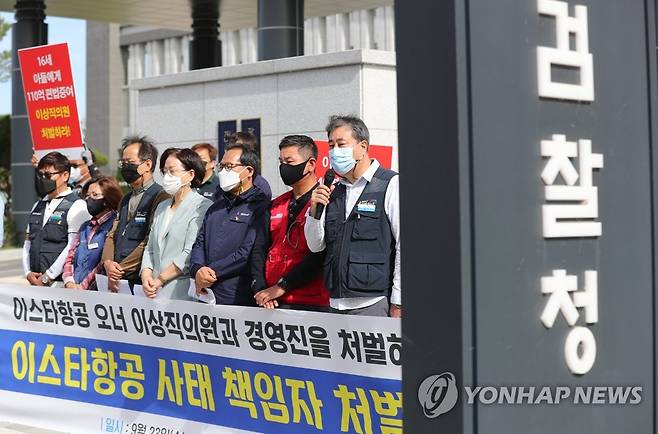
top-left (162, 168), bottom-right (190, 176)
top-left (217, 163), bottom-right (245, 171)
top-left (117, 159), bottom-right (144, 168)
top-left (37, 170), bottom-right (64, 179)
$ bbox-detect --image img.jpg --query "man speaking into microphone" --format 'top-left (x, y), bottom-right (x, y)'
top-left (304, 115), bottom-right (401, 318)
top-left (250, 135), bottom-right (330, 312)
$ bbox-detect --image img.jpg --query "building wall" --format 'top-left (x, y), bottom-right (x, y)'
top-left (92, 5), bottom-right (396, 170)
top-left (122, 5), bottom-right (394, 73)
top-left (85, 21), bottom-right (123, 165)
top-left (131, 50), bottom-right (397, 197)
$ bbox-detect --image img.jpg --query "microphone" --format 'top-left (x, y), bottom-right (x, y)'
top-left (82, 147), bottom-right (101, 178)
top-left (314, 169), bottom-right (336, 220)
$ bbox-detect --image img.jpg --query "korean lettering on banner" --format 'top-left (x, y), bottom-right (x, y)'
top-left (3, 286), bottom-right (402, 433)
top-left (12, 297), bottom-right (404, 370)
top-left (222, 367), bottom-right (403, 433)
top-left (17, 42), bottom-right (84, 158)
top-left (10, 340), bottom-right (145, 400)
top-left (7, 336), bottom-right (402, 433)
top-left (537, 0), bottom-right (601, 375)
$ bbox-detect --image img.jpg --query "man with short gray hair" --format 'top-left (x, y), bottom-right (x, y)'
top-left (102, 135), bottom-right (168, 291)
top-left (305, 115), bottom-right (401, 317)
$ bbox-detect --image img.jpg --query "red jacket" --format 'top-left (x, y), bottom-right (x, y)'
top-left (265, 191), bottom-right (329, 307)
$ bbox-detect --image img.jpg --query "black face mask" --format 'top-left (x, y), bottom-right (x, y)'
top-left (279, 159), bottom-right (310, 186)
top-left (121, 163), bottom-right (142, 184)
top-left (86, 198), bottom-right (106, 217)
top-left (35, 172), bottom-right (57, 197)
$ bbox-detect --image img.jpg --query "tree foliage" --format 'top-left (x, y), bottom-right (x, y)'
top-left (0, 16), bottom-right (10, 83)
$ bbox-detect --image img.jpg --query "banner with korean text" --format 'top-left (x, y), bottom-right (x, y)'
top-left (0, 284), bottom-right (402, 434)
top-left (18, 42), bottom-right (84, 160)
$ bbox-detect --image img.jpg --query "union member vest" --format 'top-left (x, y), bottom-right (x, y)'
top-left (265, 190), bottom-right (329, 306)
top-left (73, 216), bottom-right (115, 284)
top-left (114, 182), bottom-right (163, 263)
top-left (323, 166), bottom-right (397, 298)
top-left (28, 192), bottom-right (79, 275)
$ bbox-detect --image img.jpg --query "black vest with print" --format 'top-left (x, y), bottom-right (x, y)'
top-left (323, 166), bottom-right (397, 298)
top-left (113, 182), bottom-right (163, 263)
top-left (28, 192), bottom-right (79, 274)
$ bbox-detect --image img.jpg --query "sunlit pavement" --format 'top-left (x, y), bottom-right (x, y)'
top-left (0, 249), bottom-right (27, 285)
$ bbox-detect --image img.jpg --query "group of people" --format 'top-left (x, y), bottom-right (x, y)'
top-left (22, 115), bottom-right (401, 317)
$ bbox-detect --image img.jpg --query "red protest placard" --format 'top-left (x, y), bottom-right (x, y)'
top-left (314, 140), bottom-right (394, 178)
top-left (18, 42), bottom-right (84, 160)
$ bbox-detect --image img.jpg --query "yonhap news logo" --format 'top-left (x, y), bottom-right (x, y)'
top-left (417, 372), bottom-right (459, 418)
top-left (418, 372), bottom-right (643, 418)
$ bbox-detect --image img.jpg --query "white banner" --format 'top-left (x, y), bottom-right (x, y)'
top-left (0, 284), bottom-right (402, 434)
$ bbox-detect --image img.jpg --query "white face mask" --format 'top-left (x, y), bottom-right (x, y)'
top-left (218, 167), bottom-right (246, 192)
top-left (162, 173), bottom-right (188, 195)
top-left (69, 167), bottom-right (82, 184)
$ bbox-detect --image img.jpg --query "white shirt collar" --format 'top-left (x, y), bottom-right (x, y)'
top-left (42, 187), bottom-right (73, 202)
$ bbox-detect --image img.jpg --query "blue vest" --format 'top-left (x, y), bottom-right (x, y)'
top-left (323, 166), bottom-right (397, 299)
top-left (114, 183), bottom-right (163, 264)
top-left (73, 214), bottom-right (115, 284)
top-left (28, 192), bottom-right (79, 275)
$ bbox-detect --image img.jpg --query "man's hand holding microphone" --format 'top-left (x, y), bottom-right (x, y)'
top-left (309, 169), bottom-right (336, 219)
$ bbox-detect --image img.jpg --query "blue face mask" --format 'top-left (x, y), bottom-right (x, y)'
top-left (329, 146), bottom-right (357, 175)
